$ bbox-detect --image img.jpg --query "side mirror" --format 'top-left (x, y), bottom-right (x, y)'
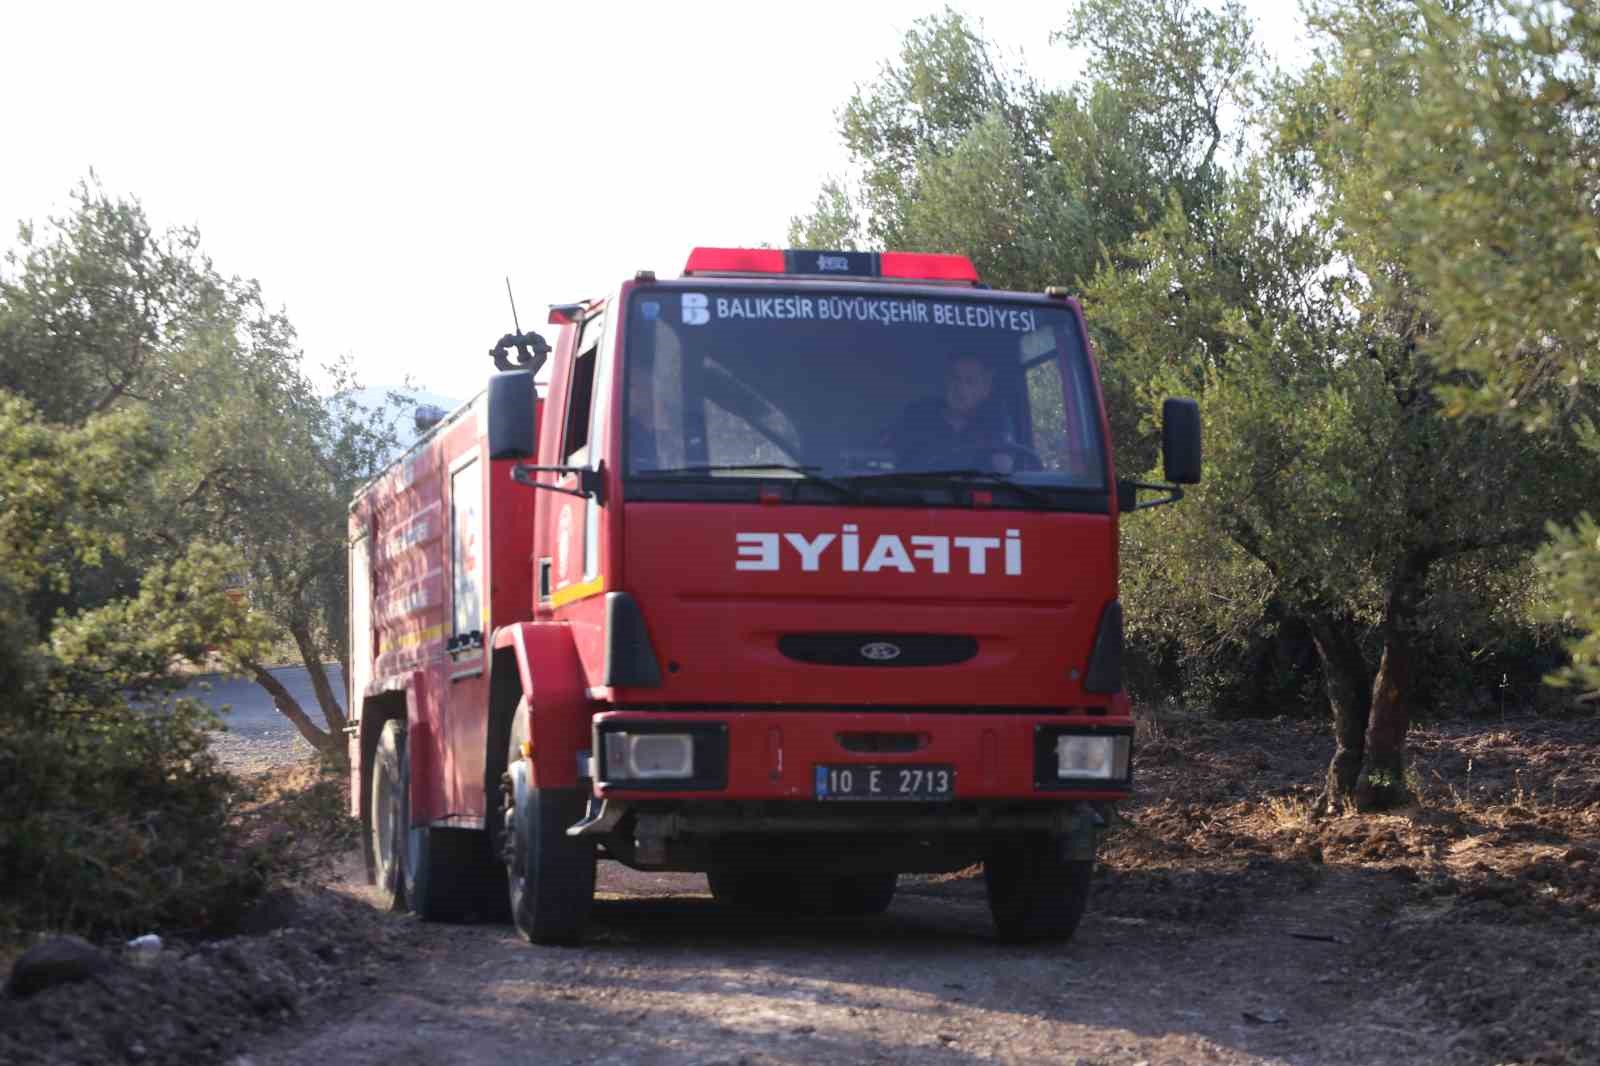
top-left (487, 370), bottom-right (536, 460)
top-left (1161, 398), bottom-right (1202, 485)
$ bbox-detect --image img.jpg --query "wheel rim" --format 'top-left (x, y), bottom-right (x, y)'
top-left (374, 751), bottom-right (403, 899)
top-left (374, 769), bottom-right (393, 864)
top-left (505, 760), bottom-right (529, 923)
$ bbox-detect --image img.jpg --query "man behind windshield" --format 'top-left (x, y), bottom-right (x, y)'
top-left (882, 354), bottom-right (1020, 474)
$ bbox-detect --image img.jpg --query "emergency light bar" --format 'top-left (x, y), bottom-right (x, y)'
top-left (683, 247), bottom-right (980, 286)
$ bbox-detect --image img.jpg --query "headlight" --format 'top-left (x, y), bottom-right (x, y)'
top-left (1034, 727), bottom-right (1132, 788)
top-left (594, 721), bottom-right (729, 790)
top-left (604, 732), bottom-right (694, 780)
top-left (1056, 735), bottom-right (1126, 780)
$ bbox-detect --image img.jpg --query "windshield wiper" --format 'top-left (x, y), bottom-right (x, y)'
top-left (634, 464), bottom-right (862, 501)
top-left (843, 468), bottom-right (1056, 507)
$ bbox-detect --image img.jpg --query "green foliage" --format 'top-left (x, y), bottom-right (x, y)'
top-left (834, 8), bottom-right (1055, 250)
top-left (0, 393), bottom-right (160, 602)
top-left (0, 179), bottom-right (223, 426)
top-left (1274, 0), bottom-right (1600, 706)
top-left (1295, 0), bottom-right (1600, 695)
top-left (787, 181), bottom-right (861, 250)
top-left (1539, 515), bottom-right (1600, 692)
top-left (0, 383), bottom-right (272, 712)
top-left (0, 700), bottom-right (263, 941)
top-left (48, 542), bottom-right (274, 706)
top-left (1060, 0), bottom-right (1259, 217)
top-left (1305, 0), bottom-right (1599, 427)
top-left (896, 110), bottom-right (1091, 291)
top-left (0, 177), bottom-right (386, 941)
top-left (1, 178), bottom-right (409, 756)
top-left (793, 1), bottom-right (1265, 472)
top-left (799, 0), bottom-right (1599, 723)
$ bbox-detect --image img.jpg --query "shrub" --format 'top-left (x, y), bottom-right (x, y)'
top-left (0, 700), bottom-right (272, 942)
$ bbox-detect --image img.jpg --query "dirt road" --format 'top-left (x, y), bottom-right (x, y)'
top-left (12, 714), bottom-right (1592, 1066)
top-left (235, 858), bottom-right (1448, 1066)
top-left (231, 714), bottom-right (1600, 1066)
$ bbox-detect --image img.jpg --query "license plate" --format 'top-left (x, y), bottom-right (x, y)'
top-left (815, 764), bottom-right (954, 801)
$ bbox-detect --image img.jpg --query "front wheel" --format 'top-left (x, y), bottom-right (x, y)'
top-left (984, 837), bottom-right (1093, 943)
top-left (503, 757), bottom-right (595, 946)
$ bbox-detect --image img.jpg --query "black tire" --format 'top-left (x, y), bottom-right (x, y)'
top-left (504, 753), bottom-right (595, 946)
top-left (405, 824), bottom-right (485, 923)
top-left (984, 837), bottom-right (1093, 942)
top-left (371, 720), bottom-right (408, 912)
top-left (401, 731), bottom-right (507, 923)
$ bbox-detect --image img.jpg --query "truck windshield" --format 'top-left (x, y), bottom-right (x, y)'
top-left (623, 287), bottom-right (1108, 508)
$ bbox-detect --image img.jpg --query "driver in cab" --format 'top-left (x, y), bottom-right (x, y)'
top-left (883, 354), bottom-right (1021, 474)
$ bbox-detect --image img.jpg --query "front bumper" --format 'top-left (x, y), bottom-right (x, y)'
top-left (590, 710), bottom-right (1133, 802)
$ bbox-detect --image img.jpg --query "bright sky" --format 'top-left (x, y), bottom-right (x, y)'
top-left (2, 1), bottom-right (1310, 400)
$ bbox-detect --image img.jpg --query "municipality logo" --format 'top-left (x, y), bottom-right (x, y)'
top-left (681, 293), bottom-right (710, 325)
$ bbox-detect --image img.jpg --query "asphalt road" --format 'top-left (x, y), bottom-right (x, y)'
top-left (175, 664), bottom-right (345, 771)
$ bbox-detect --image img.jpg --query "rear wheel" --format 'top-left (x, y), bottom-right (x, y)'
top-left (405, 823), bottom-right (486, 922)
top-left (503, 727), bottom-right (595, 945)
top-left (370, 720), bottom-right (407, 912)
top-left (984, 837), bottom-right (1093, 943)
top-left (406, 748), bottom-right (508, 922)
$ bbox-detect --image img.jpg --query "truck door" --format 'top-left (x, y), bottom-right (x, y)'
top-left (549, 310), bottom-right (608, 609)
top-left (347, 517), bottom-right (372, 797)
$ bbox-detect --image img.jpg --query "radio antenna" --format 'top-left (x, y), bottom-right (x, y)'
top-left (505, 275), bottom-right (523, 335)
top-left (490, 276), bottom-right (550, 374)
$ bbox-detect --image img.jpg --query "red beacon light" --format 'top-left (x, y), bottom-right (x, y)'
top-left (683, 247), bottom-right (787, 276)
top-left (682, 247), bottom-right (980, 286)
top-left (880, 251), bottom-right (980, 284)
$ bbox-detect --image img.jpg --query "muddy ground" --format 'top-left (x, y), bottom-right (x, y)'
top-left (4, 711), bottom-right (1598, 1065)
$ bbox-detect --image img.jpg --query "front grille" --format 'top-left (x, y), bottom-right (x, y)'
top-left (611, 703), bottom-right (1102, 715)
top-left (836, 732), bottom-right (926, 753)
top-left (777, 633), bottom-right (978, 667)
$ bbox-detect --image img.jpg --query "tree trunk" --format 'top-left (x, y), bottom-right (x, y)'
top-left (245, 659), bottom-right (342, 764)
top-left (291, 622), bottom-right (347, 730)
top-left (289, 622), bottom-right (349, 770)
top-left (1308, 612), bottom-right (1372, 815)
top-left (1357, 556), bottom-right (1429, 810)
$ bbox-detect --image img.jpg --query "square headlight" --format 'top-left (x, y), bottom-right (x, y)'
top-left (1056, 735), bottom-right (1129, 780)
top-left (604, 731), bottom-right (694, 780)
top-left (594, 722), bottom-right (728, 790)
top-left (1035, 726), bottom-right (1133, 789)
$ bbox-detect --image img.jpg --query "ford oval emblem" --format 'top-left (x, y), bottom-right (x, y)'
top-left (859, 641), bottom-right (903, 662)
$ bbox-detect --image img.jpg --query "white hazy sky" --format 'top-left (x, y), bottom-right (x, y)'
top-left (2, 1), bottom-right (1311, 400)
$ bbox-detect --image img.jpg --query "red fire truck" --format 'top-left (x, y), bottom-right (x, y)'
top-left (348, 247), bottom-right (1200, 945)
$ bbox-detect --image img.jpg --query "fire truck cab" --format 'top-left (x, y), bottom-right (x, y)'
top-left (348, 247), bottom-right (1200, 945)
